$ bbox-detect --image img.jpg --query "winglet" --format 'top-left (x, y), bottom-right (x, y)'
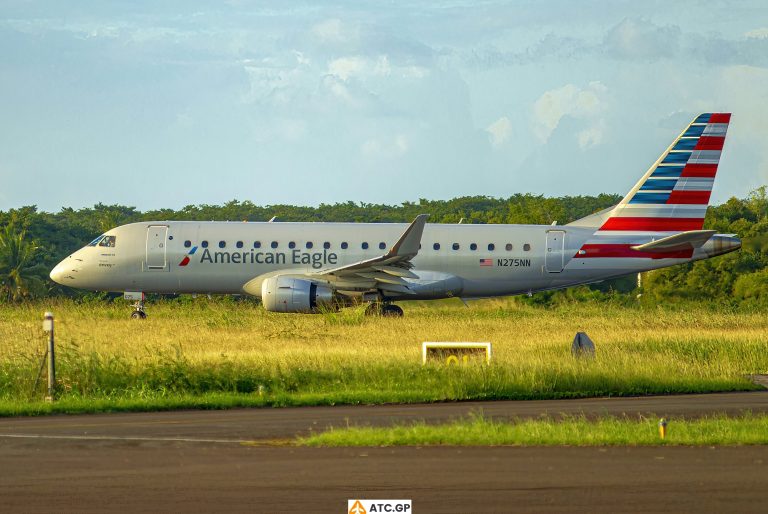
top-left (387, 214), bottom-right (428, 258)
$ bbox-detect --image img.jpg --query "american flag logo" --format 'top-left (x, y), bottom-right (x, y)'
top-left (479, 258), bottom-right (493, 267)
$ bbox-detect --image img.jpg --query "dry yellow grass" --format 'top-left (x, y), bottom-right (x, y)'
top-left (0, 297), bottom-right (766, 410)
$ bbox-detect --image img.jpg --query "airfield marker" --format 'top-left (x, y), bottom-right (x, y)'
top-left (658, 418), bottom-right (668, 440)
top-left (42, 312), bottom-right (55, 401)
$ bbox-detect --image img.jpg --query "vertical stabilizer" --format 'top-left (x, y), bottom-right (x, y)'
top-left (570, 113), bottom-right (731, 260)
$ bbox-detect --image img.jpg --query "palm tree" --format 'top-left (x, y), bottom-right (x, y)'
top-left (0, 221), bottom-right (46, 302)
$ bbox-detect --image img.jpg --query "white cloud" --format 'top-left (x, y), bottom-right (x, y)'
top-left (603, 18), bottom-right (681, 61)
top-left (577, 123), bottom-right (604, 149)
top-left (312, 19), bottom-right (346, 43)
top-left (328, 57), bottom-right (367, 81)
top-left (532, 82), bottom-right (607, 143)
top-left (361, 135), bottom-right (409, 158)
top-left (486, 117), bottom-right (511, 148)
top-left (745, 28), bottom-right (768, 39)
top-left (327, 55), bottom-right (428, 81)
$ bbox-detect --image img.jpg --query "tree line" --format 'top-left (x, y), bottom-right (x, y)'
top-left (1, 188), bottom-right (766, 304)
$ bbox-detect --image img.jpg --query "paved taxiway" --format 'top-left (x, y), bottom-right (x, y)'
top-left (1, 391), bottom-right (767, 513)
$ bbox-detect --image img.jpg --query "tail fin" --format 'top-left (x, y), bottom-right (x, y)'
top-left (569, 113), bottom-right (730, 231)
top-left (598, 113), bottom-right (730, 233)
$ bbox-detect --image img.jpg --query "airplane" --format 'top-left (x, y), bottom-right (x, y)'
top-left (50, 113), bottom-right (741, 318)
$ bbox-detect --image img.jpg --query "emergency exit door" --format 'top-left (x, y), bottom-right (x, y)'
top-left (145, 225), bottom-right (169, 270)
top-left (545, 230), bottom-right (565, 273)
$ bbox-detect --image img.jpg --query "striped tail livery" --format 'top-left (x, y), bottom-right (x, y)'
top-left (569, 113), bottom-right (740, 266)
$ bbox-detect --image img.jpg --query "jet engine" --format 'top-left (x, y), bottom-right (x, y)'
top-left (261, 276), bottom-right (335, 313)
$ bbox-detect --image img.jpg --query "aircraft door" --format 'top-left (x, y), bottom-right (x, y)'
top-left (545, 230), bottom-right (565, 273)
top-left (146, 225), bottom-right (169, 271)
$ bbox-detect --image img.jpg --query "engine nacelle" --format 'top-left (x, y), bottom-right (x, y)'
top-left (261, 276), bottom-right (334, 313)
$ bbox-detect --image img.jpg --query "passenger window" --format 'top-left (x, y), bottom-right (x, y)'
top-left (488, 243), bottom-right (495, 251)
top-left (202, 241), bottom-right (209, 248)
top-left (524, 244), bottom-right (531, 251)
top-left (470, 243), bottom-right (477, 251)
top-left (505, 243), bottom-right (513, 251)
top-left (236, 241), bottom-right (244, 249)
top-left (341, 242), bottom-right (348, 250)
top-left (254, 241), bottom-right (262, 249)
top-left (362, 242), bottom-right (369, 250)
top-left (99, 236), bottom-right (116, 248)
top-left (271, 241), bottom-right (278, 249)
top-left (184, 240), bottom-right (191, 248)
top-left (323, 242), bottom-right (331, 249)
top-left (379, 242), bottom-right (386, 250)
top-left (452, 243), bottom-right (460, 250)
top-left (289, 241), bottom-right (296, 249)
top-left (219, 241), bottom-right (226, 249)
top-left (433, 243), bottom-right (440, 250)
top-left (306, 242), bottom-right (313, 249)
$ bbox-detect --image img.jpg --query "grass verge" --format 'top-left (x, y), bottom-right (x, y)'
top-left (300, 414), bottom-right (768, 447)
top-left (1, 299), bottom-right (766, 415)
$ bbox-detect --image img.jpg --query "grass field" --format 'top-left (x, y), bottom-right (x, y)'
top-left (0, 297), bottom-right (766, 415)
top-left (300, 414), bottom-right (768, 447)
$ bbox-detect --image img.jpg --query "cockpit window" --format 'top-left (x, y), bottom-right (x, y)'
top-left (98, 235), bottom-right (116, 248)
top-left (88, 235), bottom-right (105, 246)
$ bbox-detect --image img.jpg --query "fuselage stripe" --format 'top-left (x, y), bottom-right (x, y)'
top-left (599, 217), bottom-right (704, 231)
top-left (576, 244), bottom-right (693, 260)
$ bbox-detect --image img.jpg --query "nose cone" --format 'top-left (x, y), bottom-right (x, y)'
top-left (49, 260), bottom-right (67, 285)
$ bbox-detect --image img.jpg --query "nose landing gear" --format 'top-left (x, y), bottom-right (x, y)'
top-left (124, 292), bottom-right (147, 319)
top-left (130, 300), bottom-right (147, 319)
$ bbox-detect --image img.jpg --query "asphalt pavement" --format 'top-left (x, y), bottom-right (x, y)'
top-left (1, 391), bottom-right (767, 513)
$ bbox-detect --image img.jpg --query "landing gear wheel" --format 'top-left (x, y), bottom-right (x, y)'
top-left (382, 304), bottom-right (404, 317)
top-left (131, 300), bottom-right (147, 319)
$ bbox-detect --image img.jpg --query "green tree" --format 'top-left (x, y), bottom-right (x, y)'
top-left (0, 220), bottom-right (46, 302)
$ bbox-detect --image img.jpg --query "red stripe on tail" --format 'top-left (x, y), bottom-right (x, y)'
top-left (708, 113), bottom-right (731, 123)
top-left (667, 190), bottom-right (712, 205)
top-left (681, 163), bottom-right (718, 178)
top-left (600, 217), bottom-right (704, 231)
top-left (694, 136), bottom-right (724, 151)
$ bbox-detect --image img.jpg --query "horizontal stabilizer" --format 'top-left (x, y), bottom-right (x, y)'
top-left (630, 230), bottom-right (716, 253)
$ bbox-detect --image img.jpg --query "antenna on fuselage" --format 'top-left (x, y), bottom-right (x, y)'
top-left (268, 216), bottom-right (278, 222)
top-left (458, 218), bottom-right (464, 224)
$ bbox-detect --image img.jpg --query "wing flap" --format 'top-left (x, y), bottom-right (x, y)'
top-left (355, 272), bottom-right (410, 286)
top-left (372, 265), bottom-right (419, 279)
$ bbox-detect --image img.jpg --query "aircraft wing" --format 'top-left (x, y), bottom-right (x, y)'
top-left (310, 214), bottom-right (428, 295)
top-left (630, 230), bottom-right (716, 253)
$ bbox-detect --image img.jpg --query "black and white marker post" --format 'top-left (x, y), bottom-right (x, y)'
top-left (42, 311), bottom-right (55, 401)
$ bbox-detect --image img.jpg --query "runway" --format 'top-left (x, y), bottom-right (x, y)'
top-left (2, 392), bottom-right (767, 513)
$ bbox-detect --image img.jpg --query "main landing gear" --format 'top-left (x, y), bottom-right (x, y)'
top-left (365, 302), bottom-right (404, 317)
top-left (130, 299), bottom-right (147, 319)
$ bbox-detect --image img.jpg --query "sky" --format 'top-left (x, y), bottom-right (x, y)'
top-left (2, 0), bottom-right (768, 212)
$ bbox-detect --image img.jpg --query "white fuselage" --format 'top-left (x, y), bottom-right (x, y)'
top-left (50, 221), bottom-right (722, 301)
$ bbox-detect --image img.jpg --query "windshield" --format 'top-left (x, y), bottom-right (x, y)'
top-left (99, 235), bottom-right (116, 248)
top-left (87, 235), bottom-right (117, 247)
top-left (87, 235), bottom-right (105, 247)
